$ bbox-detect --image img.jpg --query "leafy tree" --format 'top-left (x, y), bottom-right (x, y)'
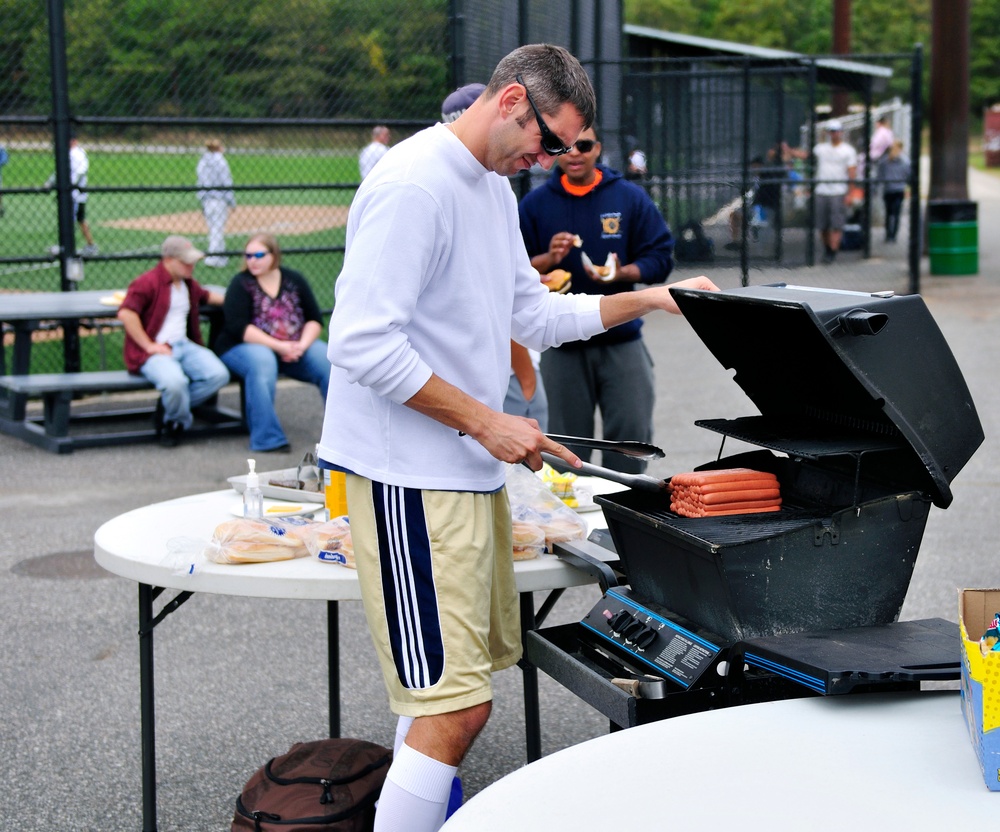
top-left (970, 0), bottom-right (1000, 115)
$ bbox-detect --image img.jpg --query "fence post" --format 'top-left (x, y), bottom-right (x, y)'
top-left (47, 0), bottom-right (81, 372)
top-left (909, 43), bottom-right (923, 295)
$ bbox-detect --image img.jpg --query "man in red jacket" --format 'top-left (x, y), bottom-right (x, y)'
top-left (117, 235), bottom-right (229, 446)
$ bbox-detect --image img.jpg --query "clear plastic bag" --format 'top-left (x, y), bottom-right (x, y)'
top-left (298, 516), bottom-right (356, 568)
top-left (204, 517), bottom-right (312, 564)
top-left (506, 463), bottom-right (588, 559)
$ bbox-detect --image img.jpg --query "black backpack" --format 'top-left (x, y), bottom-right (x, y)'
top-left (674, 220), bottom-right (715, 263)
top-left (233, 739), bottom-right (392, 832)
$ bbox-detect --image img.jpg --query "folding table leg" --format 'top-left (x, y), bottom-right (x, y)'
top-left (139, 583), bottom-right (158, 832)
top-left (328, 600), bottom-right (340, 738)
top-left (519, 592), bottom-right (542, 762)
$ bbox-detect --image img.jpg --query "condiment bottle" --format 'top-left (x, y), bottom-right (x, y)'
top-left (243, 458), bottom-right (264, 519)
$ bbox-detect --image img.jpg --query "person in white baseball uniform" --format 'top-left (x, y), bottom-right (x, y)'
top-left (196, 139), bottom-right (236, 268)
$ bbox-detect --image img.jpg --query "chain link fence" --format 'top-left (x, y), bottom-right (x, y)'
top-left (2, 0), bottom-right (923, 378)
top-left (1, 0), bottom-right (451, 375)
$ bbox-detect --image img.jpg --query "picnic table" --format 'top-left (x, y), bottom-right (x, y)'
top-left (0, 288), bottom-right (244, 452)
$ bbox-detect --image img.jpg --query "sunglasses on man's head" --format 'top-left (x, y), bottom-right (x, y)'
top-left (244, 251), bottom-right (269, 260)
top-left (516, 74), bottom-right (572, 157)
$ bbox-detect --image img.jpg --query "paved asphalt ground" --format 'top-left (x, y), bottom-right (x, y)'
top-left (2, 166), bottom-right (998, 830)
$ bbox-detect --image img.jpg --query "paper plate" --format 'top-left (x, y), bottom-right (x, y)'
top-left (229, 499), bottom-right (324, 518)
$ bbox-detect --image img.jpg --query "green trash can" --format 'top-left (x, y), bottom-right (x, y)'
top-left (928, 199), bottom-right (978, 275)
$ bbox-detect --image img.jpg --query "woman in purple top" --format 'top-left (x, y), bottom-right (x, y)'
top-left (216, 233), bottom-right (331, 452)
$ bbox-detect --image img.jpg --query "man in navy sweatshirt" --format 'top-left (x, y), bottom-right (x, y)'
top-left (518, 124), bottom-right (674, 473)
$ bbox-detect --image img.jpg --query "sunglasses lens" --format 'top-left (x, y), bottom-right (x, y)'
top-left (245, 251), bottom-right (267, 259)
top-left (575, 140), bottom-right (595, 153)
top-left (543, 136), bottom-right (570, 156)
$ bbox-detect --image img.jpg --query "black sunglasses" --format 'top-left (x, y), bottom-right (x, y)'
top-left (573, 139), bottom-right (597, 153)
top-left (516, 74), bottom-right (572, 157)
top-left (244, 251), bottom-right (270, 260)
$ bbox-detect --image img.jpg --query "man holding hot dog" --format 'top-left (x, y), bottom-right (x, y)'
top-left (518, 124), bottom-right (675, 475)
top-left (318, 44), bottom-right (717, 832)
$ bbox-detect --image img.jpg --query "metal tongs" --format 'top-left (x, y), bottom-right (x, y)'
top-left (541, 434), bottom-right (669, 493)
top-left (545, 434), bottom-right (664, 462)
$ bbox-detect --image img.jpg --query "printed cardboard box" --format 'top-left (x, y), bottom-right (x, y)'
top-left (959, 588), bottom-right (1000, 791)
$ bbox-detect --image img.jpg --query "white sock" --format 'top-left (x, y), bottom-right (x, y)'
top-left (374, 743), bottom-right (457, 832)
top-left (393, 715), bottom-right (414, 757)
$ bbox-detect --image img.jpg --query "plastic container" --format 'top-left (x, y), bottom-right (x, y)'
top-left (243, 458), bottom-right (264, 519)
top-left (325, 469), bottom-right (349, 519)
top-left (928, 199), bottom-right (978, 275)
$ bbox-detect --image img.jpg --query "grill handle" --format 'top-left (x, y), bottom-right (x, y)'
top-left (540, 453), bottom-right (666, 493)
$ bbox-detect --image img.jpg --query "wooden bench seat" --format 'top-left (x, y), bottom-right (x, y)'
top-left (0, 371), bottom-right (245, 453)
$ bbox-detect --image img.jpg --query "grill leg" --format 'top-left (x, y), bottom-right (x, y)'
top-left (519, 592), bottom-right (542, 762)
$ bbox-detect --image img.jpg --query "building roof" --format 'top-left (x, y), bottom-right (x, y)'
top-left (624, 25), bottom-right (893, 88)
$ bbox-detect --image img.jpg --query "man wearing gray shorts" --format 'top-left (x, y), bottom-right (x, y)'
top-left (795, 119), bottom-right (858, 263)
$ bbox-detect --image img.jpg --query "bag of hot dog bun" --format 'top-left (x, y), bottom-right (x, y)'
top-left (506, 463), bottom-right (587, 560)
top-left (205, 516), bottom-right (313, 564)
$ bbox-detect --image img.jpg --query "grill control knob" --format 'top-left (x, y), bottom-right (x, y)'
top-left (633, 627), bottom-right (658, 651)
top-left (620, 618), bottom-right (645, 641)
top-left (608, 610), bottom-right (634, 634)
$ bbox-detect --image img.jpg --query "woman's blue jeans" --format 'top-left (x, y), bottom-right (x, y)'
top-left (220, 340), bottom-right (331, 451)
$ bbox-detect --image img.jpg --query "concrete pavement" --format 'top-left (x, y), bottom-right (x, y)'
top-left (1, 166), bottom-right (998, 830)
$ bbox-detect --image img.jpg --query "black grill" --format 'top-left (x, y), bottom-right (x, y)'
top-left (599, 284), bottom-right (983, 641)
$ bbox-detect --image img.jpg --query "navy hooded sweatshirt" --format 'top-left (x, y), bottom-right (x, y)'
top-left (518, 164), bottom-right (674, 347)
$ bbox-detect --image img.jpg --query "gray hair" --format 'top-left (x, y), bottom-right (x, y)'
top-left (486, 44), bottom-right (596, 130)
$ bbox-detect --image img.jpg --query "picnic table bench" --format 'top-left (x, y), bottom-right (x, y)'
top-left (0, 289), bottom-right (246, 453)
top-left (0, 370), bottom-right (245, 453)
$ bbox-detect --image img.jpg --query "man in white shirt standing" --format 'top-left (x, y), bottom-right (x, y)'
top-left (319, 44), bottom-right (717, 832)
top-left (358, 125), bottom-right (391, 179)
top-left (794, 119), bottom-right (858, 263)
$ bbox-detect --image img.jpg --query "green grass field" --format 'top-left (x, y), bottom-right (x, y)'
top-left (2, 146), bottom-right (359, 374)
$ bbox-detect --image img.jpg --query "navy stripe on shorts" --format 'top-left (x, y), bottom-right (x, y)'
top-left (370, 481), bottom-right (445, 690)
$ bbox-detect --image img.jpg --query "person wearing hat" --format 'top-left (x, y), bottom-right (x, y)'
top-left (790, 119), bottom-right (858, 263)
top-left (359, 125), bottom-right (391, 180)
top-left (117, 235), bottom-right (229, 446)
top-left (441, 83), bottom-right (486, 123)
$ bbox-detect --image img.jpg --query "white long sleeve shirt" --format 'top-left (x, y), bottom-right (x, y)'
top-left (319, 124), bottom-right (604, 491)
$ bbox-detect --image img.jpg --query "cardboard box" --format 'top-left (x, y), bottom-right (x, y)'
top-left (959, 588), bottom-right (1000, 791)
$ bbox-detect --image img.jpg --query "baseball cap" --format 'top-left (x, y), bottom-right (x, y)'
top-left (161, 235), bottom-right (205, 265)
top-left (441, 83), bottom-right (486, 123)
top-left (826, 119), bottom-right (844, 132)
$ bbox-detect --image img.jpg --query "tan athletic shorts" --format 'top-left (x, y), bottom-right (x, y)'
top-left (346, 474), bottom-right (522, 717)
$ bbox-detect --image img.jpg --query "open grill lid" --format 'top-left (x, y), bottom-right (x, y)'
top-left (670, 284), bottom-right (984, 508)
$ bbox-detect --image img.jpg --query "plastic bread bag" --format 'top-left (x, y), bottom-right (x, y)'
top-left (298, 516), bottom-right (356, 568)
top-left (506, 463), bottom-right (588, 555)
top-left (204, 516), bottom-right (312, 564)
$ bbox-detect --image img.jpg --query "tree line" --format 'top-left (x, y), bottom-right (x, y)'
top-left (2, 0), bottom-right (997, 121)
top-left (625, 0), bottom-right (1000, 117)
top-left (0, 0), bottom-right (448, 120)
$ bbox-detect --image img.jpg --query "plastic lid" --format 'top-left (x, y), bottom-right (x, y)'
top-left (246, 458), bottom-right (259, 488)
